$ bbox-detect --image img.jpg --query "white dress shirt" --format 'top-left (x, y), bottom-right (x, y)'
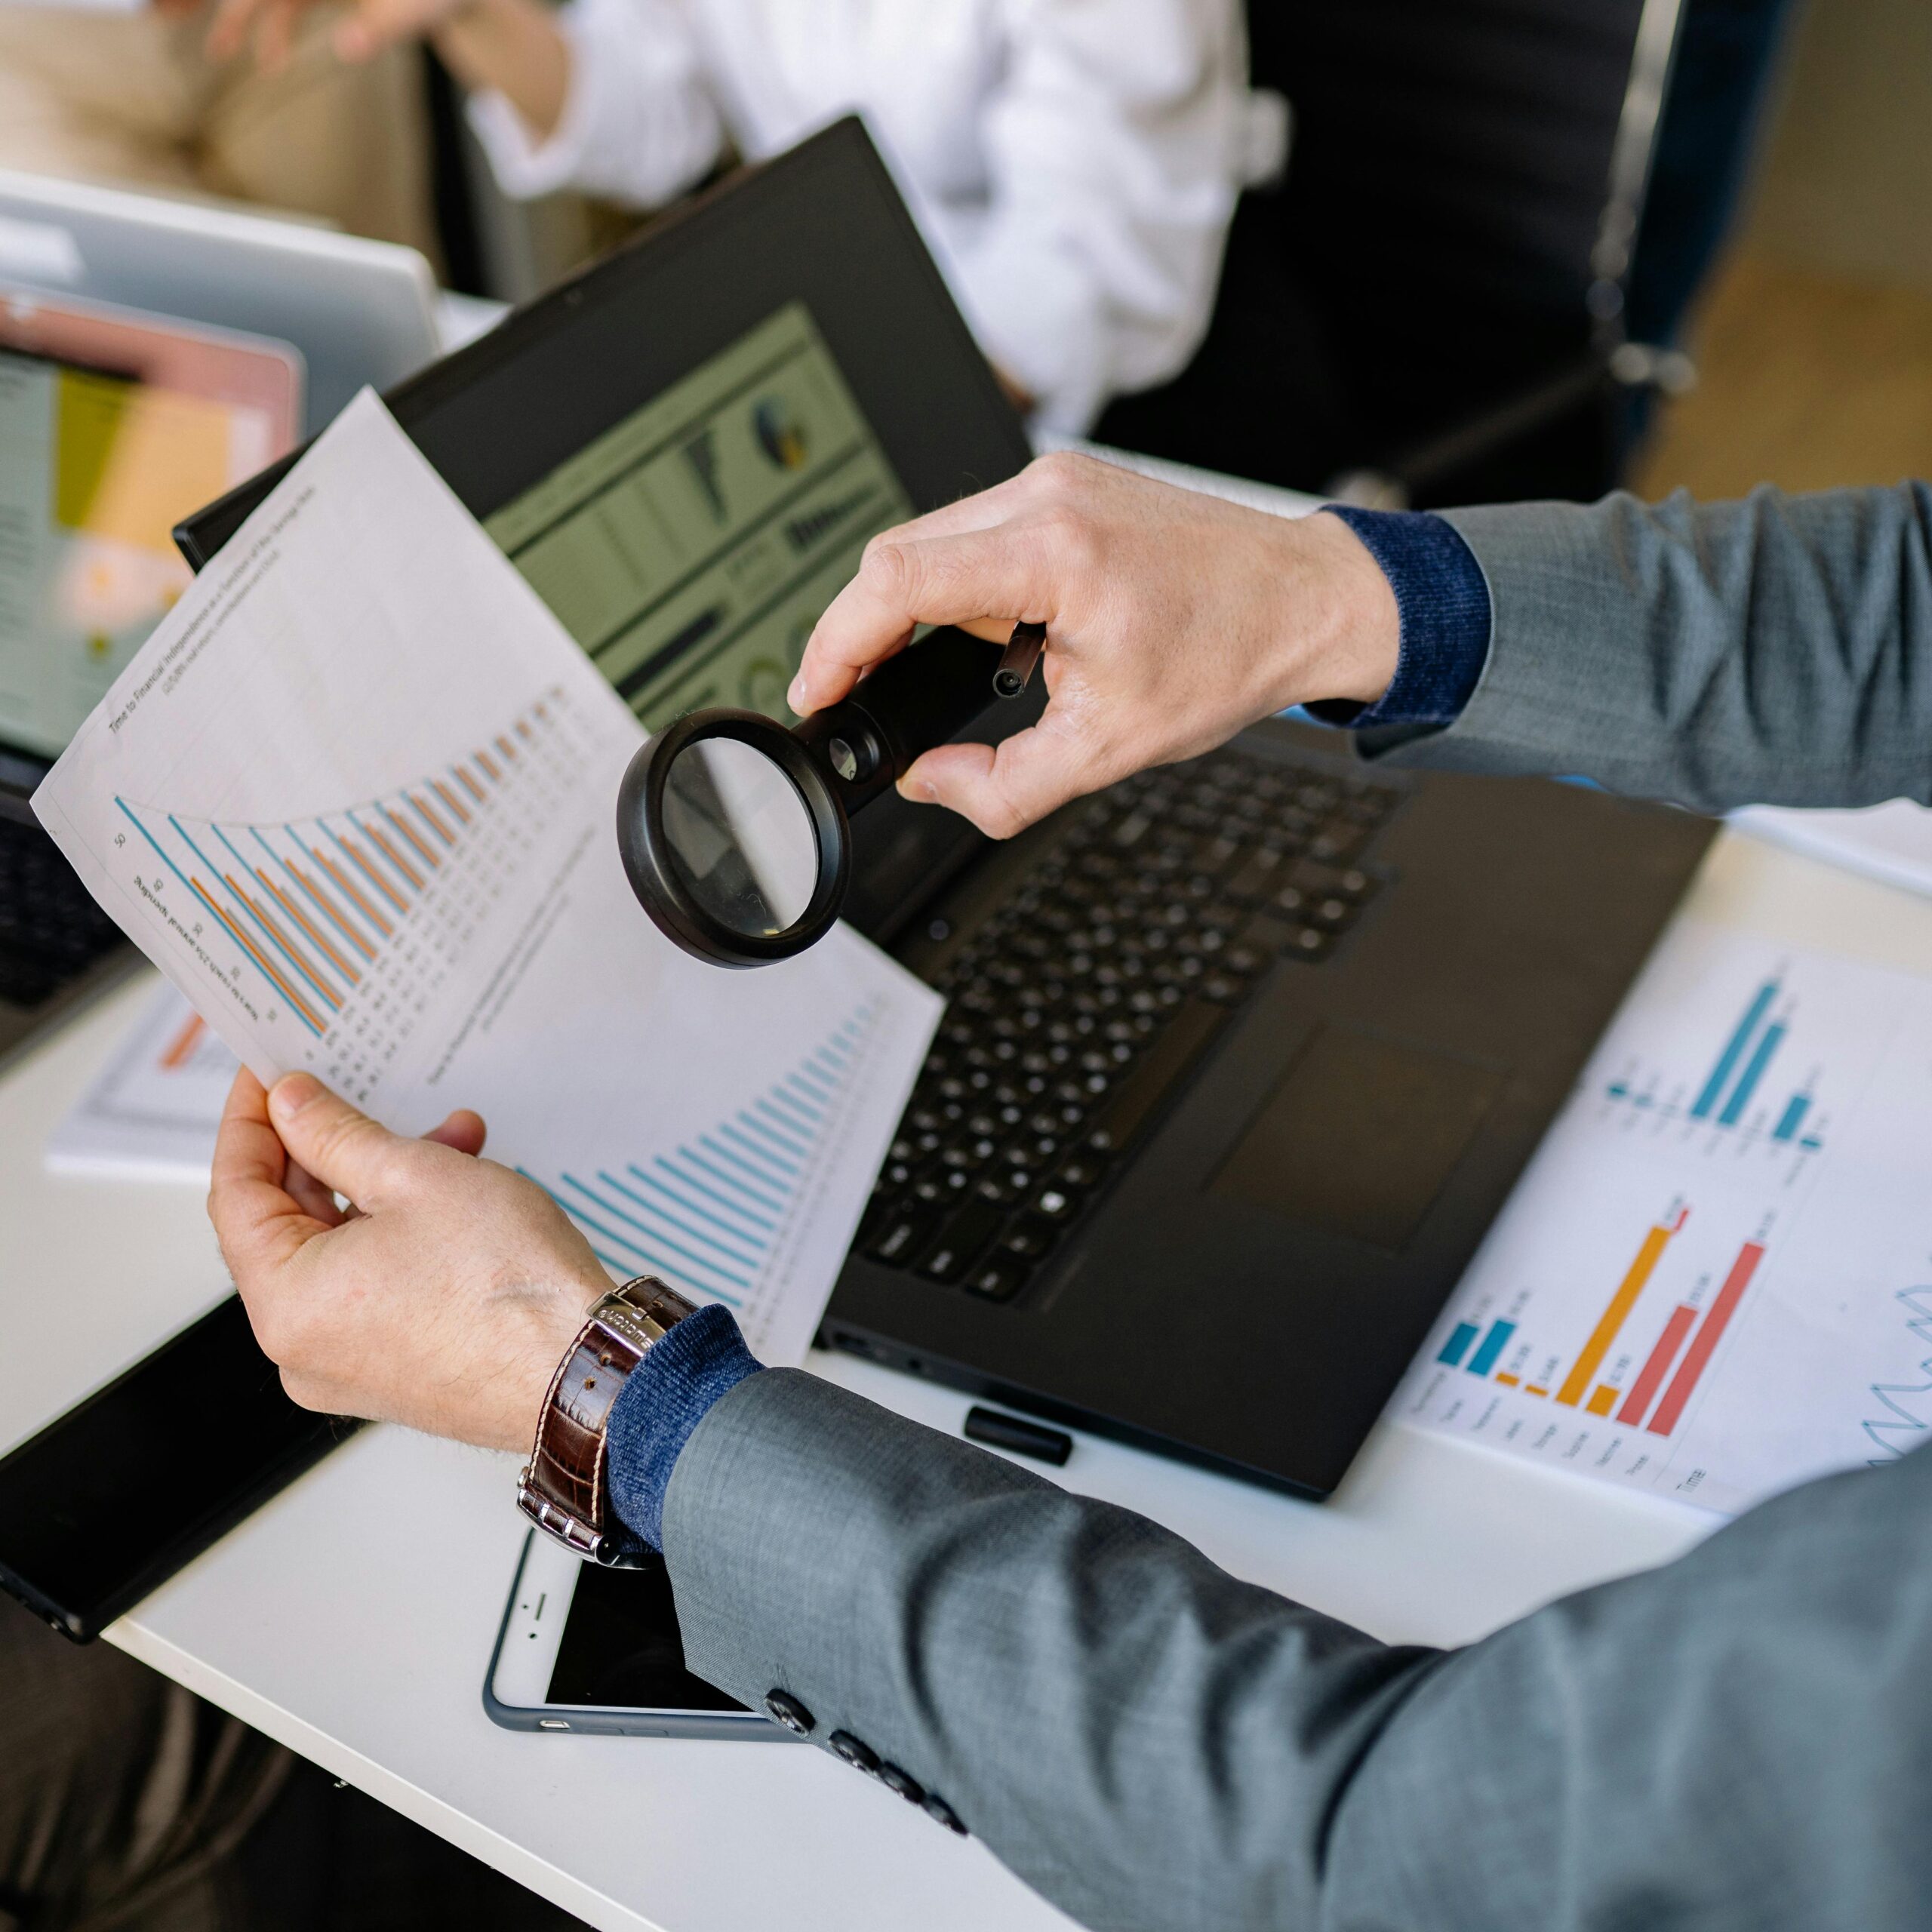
top-left (468, 0), bottom-right (1284, 431)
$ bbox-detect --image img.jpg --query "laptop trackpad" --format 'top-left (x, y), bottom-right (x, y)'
top-left (1208, 1024), bottom-right (1503, 1252)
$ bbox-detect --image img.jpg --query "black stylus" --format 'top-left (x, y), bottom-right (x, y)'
top-left (992, 620), bottom-right (1046, 699)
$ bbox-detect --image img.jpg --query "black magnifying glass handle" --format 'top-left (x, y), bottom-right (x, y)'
top-left (993, 620), bottom-right (1046, 699)
top-left (794, 627), bottom-right (1008, 810)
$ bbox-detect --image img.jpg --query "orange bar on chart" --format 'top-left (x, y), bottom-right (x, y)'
top-left (381, 803), bottom-right (439, 871)
top-left (362, 822), bottom-right (423, 893)
top-left (257, 870), bottom-right (360, 986)
top-left (1647, 1241), bottom-right (1767, 1436)
top-left (1556, 1212), bottom-right (1684, 1406)
top-left (159, 1012), bottom-right (205, 1069)
top-left (288, 860), bottom-right (376, 959)
top-left (429, 778), bottom-right (470, 826)
top-left (409, 791), bottom-right (454, 845)
top-left (1525, 1385), bottom-right (1549, 1397)
top-left (225, 875), bottom-right (340, 1008)
top-left (456, 764), bottom-right (487, 802)
top-left (1586, 1385), bottom-right (1618, 1417)
top-left (1496, 1373), bottom-right (1521, 1387)
top-left (192, 881), bottom-right (325, 1033)
top-left (312, 845), bottom-right (394, 934)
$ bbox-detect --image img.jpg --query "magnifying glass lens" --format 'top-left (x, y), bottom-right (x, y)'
top-left (661, 737), bottom-right (819, 940)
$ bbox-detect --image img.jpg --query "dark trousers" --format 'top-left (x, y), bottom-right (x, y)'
top-left (0, 1597), bottom-right (578, 1932)
top-left (0, 1595), bottom-right (288, 1931)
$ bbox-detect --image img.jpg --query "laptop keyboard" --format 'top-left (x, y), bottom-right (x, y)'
top-left (0, 814), bottom-right (123, 1010)
top-left (860, 743), bottom-right (1401, 1303)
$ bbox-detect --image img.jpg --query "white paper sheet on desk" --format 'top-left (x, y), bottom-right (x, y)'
top-left (48, 981), bottom-right (238, 1183)
top-left (1395, 917), bottom-right (1932, 1518)
top-left (1730, 799), bottom-right (1932, 903)
top-left (31, 390), bottom-right (941, 1364)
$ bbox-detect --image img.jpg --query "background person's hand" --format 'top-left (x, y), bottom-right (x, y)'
top-left (790, 452), bottom-right (1401, 840)
top-left (206, 0), bottom-right (467, 71)
top-left (208, 1069), bottom-right (609, 1452)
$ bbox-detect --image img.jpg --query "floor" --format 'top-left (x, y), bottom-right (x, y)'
top-left (1633, 250), bottom-right (1932, 500)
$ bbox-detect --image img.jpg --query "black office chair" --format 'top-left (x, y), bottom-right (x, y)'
top-left (1097, 0), bottom-right (1791, 507)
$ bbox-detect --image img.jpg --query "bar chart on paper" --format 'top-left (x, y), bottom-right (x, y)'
top-left (1595, 964), bottom-right (1838, 1173)
top-left (105, 685), bottom-right (603, 1106)
top-left (1396, 919), bottom-right (1932, 1514)
top-left (517, 1003), bottom-right (881, 1351)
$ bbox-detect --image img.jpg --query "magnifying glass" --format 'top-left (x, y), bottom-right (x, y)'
top-left (617, 622), bottom-right (1044, 967)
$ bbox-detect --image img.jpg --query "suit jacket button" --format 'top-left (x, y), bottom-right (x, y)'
top-left (876, 1761), bottom-right (924, 1804)
top-left (921, 1792), bottom-right (968, 1835)
top-left (762, 1690), bottom-right (815, 1737)
top-left (827, 1730), bottom-right (880, 1774)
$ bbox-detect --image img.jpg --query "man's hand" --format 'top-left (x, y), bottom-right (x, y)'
top-left (791, 452), bottom-right (1400, 840)
top-left (208, 1069), bottom-right (610, 1452)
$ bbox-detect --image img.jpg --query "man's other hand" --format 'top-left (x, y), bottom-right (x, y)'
top-left (790, 452), bottom-right (1401, 840)
top-left (208, 1070), bottom-right (609, 1451)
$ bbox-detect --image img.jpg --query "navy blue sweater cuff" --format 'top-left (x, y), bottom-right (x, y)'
top-left (1303, 507), bottom-right (1491, 730)
top-left (605, 1303), bottom-right (763, 1550)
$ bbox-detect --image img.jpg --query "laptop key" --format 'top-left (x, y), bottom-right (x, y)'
top-left (867, 1212), bottom-right (939, 1267)
top-left (1032, 1186), bottom-right (1081, 1223)
top-left (1001, 1216), bottom-right (1060, 1260)
top-left (964, 1257), bottom-right (1030, 1303)
top-left (918, 1204), bottom-right (1006, 1283)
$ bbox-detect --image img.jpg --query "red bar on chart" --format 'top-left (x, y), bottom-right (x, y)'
top-left (1617, 1303), bottom-right (1697, 1426)
top-left (1647, 1241), bottom-right (1766, 1436)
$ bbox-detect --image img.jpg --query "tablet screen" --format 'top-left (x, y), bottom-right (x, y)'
top-left (0, 292), bottom-right (299, 763)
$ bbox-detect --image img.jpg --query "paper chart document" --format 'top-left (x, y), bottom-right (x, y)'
top-left (1395, 918), bottom-right (1932, 1516)
top-left (34, 392), bottom-right (940, 1364)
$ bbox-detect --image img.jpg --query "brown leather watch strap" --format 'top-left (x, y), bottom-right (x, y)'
top-left (517, 1276), bottom-right (698, 1564)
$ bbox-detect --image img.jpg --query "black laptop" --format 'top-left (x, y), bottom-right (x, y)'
top-left (178, 117), bottom-right (1715, 1500)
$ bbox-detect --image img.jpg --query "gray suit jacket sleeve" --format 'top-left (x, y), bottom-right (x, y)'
top-left (665, 1371), bottom-right (1932, 1932)
top-left (1367, 483), bottom-right (1932, 810)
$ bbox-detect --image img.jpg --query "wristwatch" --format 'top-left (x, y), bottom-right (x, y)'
top-left (518, 1275), bottom-right (699, 1564)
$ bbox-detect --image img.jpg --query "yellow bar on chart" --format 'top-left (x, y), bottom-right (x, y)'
top-left (1586, 1385), bottom-right (1618, 1417)
top-left (1556, 1217), bottom-right (1680, 1406)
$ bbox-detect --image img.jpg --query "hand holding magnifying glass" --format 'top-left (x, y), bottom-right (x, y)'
top-left (614, 620), bottom-right (1044, 968)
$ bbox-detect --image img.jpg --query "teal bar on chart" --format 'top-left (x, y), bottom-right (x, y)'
top-left (1719, 1020), bottom-right (1786, 1128)
top-left (1437, 1321), bottom-right (1480, 1367)
top-left (1468, 1320), bottom-right (1516, 1377)
top-left (1773, 1093), bottom-right (1810, 1142)
top-left (1693, 980), bottom-right (1778, 1120)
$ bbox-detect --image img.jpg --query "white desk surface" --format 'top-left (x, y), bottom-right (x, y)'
top-left (8, 828), bottom-right (1931, 1929)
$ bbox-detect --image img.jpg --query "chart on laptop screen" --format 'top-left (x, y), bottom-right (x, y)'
top-left (1397, 918), bottom-right (1932, 1517)
top-left (483, 302), bottom-right (915, 734)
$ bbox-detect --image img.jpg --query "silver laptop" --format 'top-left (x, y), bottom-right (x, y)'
top-left (0, 170), bottom-right (441, 432)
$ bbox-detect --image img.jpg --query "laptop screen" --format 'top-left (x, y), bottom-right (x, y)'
top-left (483, 300), bottom-right (914, 735)
top-left (0, 304), bottom-right (297, 766)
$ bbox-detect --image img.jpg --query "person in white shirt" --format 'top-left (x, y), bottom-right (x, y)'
top-left (208, 0), bottom-right (1282, 432)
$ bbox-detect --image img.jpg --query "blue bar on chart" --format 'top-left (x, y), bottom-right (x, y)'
top-left (1773, 1092), bottom-right (1810, 1142)
top-left (1692, 980), bottom-right (1778, 1119)
top-left (1437, 1321), bottom-right (1481, 1367)
top-left (1468, 1319), bottom-right (1517, 1377)
top-left (1718, 1020), bottom-right (1786, 1127)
